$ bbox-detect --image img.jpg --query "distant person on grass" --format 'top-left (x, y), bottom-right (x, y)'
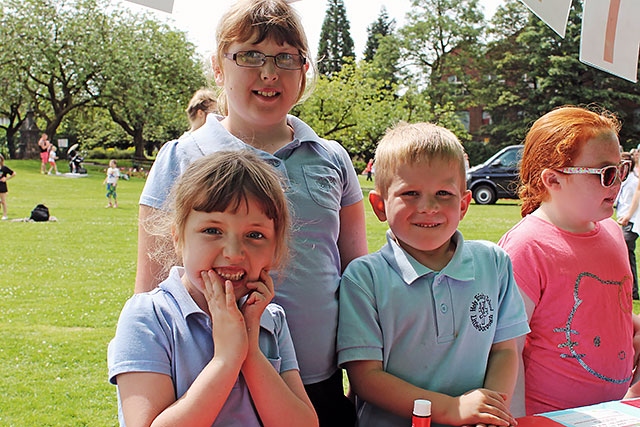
top-left (0, 154), bottom-right (16, 220)
top-left (103, 159), bottom-right (120, 208)
top-left (38, 133), bottom-right (51, 174)
top-left (108, 151), bottom-right (318, 427)
top-left (47, 145), bottom-right (59, 175)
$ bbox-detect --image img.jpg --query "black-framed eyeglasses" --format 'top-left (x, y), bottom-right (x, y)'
top-left (555, 160), bottom-right (632, 187)
top-left (223, 51), bottom-right (306, 70)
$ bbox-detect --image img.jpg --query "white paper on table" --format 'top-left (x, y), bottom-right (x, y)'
top-left (580, 0), bottom-right (640, 83)
top-left (518, 0), bottom-right (572, 38)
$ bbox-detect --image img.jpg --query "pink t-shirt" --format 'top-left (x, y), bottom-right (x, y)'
top-left (499, 215), bottom-right (634, 415)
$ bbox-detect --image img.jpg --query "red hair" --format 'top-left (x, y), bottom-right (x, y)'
top-left (519, 106), bottom-right (621, 216)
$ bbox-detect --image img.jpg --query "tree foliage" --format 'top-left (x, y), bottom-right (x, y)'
top-left (363, 7), bottom-right (395, 61)
top-left (0, 0), bottom-right (204, 158)
top-left (481, 0), bottom-right (640, 149)
top-left (294, 59), bottom-right (469, 162)
top-left (317, 0), bottom-right (355, 76)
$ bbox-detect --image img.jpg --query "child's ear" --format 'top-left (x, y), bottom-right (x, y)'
top-left (368, 190), bottom-right (387, 222)
top-left (459, 189), bottom-right (472, 220)
top-left (212, 56), bottom-right (224, 87)
top-left (171, 225), bottom-right (181, 256)
top-left (540, 168), bottom-right (562, 191)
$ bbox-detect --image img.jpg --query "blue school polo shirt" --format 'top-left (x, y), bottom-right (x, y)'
top-left (108, 266), bottom-right (298, 426)
top-left (139, 114), bottom-right (363, 384)
top-left (337, 230), bottom-right (530, 427)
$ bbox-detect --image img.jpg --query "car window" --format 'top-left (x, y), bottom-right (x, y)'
top-left (498, 149), bottom-right (521, 168)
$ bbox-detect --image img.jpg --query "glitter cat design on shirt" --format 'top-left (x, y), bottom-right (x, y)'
top-left (554, 271), bottom-right (634, 384)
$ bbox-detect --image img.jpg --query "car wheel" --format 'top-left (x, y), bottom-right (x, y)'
top-left (473, 185), bottom-right (497, 205)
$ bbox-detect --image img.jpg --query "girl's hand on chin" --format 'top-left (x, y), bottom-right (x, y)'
top-left (241, 269), bottom-right (274, 340)
top-left (202, 270), bottom-right (248, 362)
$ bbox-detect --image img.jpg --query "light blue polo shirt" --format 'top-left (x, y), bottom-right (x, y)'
top-left (337, 230), bottom-right (530, 427)
top-left (108, 266), bottom-right (298, 427)
top-left (139, 114), bottom-right (363, 384)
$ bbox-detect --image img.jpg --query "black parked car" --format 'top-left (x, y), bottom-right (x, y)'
top-left (466, 145), bottom-right (524, 205)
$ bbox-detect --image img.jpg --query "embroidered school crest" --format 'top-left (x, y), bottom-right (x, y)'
top-left (469, 293), bottom-right (494, 332)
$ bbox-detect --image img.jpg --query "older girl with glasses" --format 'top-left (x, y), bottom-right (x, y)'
top-left (134, 1), bottom-right (367, 425)
top-left (498, 105), bottom-right (640, 416)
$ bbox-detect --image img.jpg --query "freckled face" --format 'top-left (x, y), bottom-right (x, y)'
top-left (176, 197), bottom-right (277, 301)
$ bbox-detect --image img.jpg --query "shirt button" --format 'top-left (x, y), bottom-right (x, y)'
top-left (440, 303), bottom-right (448, 313)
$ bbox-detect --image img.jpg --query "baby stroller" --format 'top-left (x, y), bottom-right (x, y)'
top-left (67, 144), bottom-right (87, 174)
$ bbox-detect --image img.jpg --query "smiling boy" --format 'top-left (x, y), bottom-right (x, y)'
top-left (337, 122), bottom-right (530, 427)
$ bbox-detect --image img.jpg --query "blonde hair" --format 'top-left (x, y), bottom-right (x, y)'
top-left (374, 121), bottom-right (467, 197)
top-left (214, 0), bottom-right (314, 114)
top-left (185, 87), bottom-right (218, 122)
top-left (147, 151), bottom-right (290, 279)
top-left (518, 105), bottom-right (621, 216)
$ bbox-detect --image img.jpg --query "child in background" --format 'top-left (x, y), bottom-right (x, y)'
top-left (0, 154), bottom-right (16, 220)
top-left (135, 1), bottom-right (368, 424)
top-left (185, 87), bottom-right (218, 132)
top-left (108, 151), bottom-right (318, 427)
top-left (103, 159), bottom-right (119, 208)
top-left (337, 122), bottom-right (529, 427)
top-left (47, 145), bottom-right (59, 175)
top-left (498, 106), bottom-right (640, 416)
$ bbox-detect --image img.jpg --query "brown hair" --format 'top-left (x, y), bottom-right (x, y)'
top-left (374, 121), bottom-right (467, 197)
top-left (518, 105), bottom-right (621, 217)
top-left (214, 0), bottom-right (313, 114)
top-left (185, 88), bottom-right (218, 123)
top-left (147, 151), bottom-right (290, 278)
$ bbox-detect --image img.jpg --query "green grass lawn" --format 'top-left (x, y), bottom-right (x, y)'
top-left (0, 161), bottom-right (634, 426)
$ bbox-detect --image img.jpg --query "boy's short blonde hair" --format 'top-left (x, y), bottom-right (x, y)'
top-left (374, 121), bottom-right (467, 197)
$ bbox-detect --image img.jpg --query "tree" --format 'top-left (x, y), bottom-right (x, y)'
top-left (99, 11), bottom-right (205, 159)
top-left (399, 0), bottom-right (486, 118)
top-left (294, 59), bottom-right (469, 161)
top-left (0, 0), bottom-right (206, 158)
top-left (481, 0), bottom-right (640, 149)
top-left (1, 0), bottom-right (109, 140)
top-left (363, 7), bottom-right (395, 61)
top-left (317, 0), bottom-right (355, 76)
top-left (0, 11), bottom-right (29, 158)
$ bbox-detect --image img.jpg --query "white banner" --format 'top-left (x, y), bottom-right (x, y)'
top-left (124, 0), bottom-right (174, 13)
top-left (519, 0), bottom-right (572, 38)
top-left (580, 0), bottom-right (640, 82)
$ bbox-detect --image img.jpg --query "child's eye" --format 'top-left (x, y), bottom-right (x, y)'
top-left (203, 227), bottom-right (222, 235)
top-left (436, 190), bottom-right (453, 196)
top-left (402, 190), bottom-right (419, 197)
top-left (247, 231), bottom-right (265, 240)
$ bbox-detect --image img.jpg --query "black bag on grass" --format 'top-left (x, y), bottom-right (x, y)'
top-left (30, 204), bottom-right (50, 222)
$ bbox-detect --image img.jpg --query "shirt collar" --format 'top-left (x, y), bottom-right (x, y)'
top-left (160, 266), bottom-right (204, 319)
top-left (380, 229), bottom-right (475, 285)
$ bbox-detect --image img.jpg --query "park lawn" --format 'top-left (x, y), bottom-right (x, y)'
top-left (0, 161), bottom-right (636, 426)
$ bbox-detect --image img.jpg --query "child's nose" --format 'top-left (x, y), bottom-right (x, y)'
top-left (419, 196), bottom-right (439, 213)
top-left (261, 59), bottom-right (278, 80)
top-left (223, 237), bottom-right (245, 261)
